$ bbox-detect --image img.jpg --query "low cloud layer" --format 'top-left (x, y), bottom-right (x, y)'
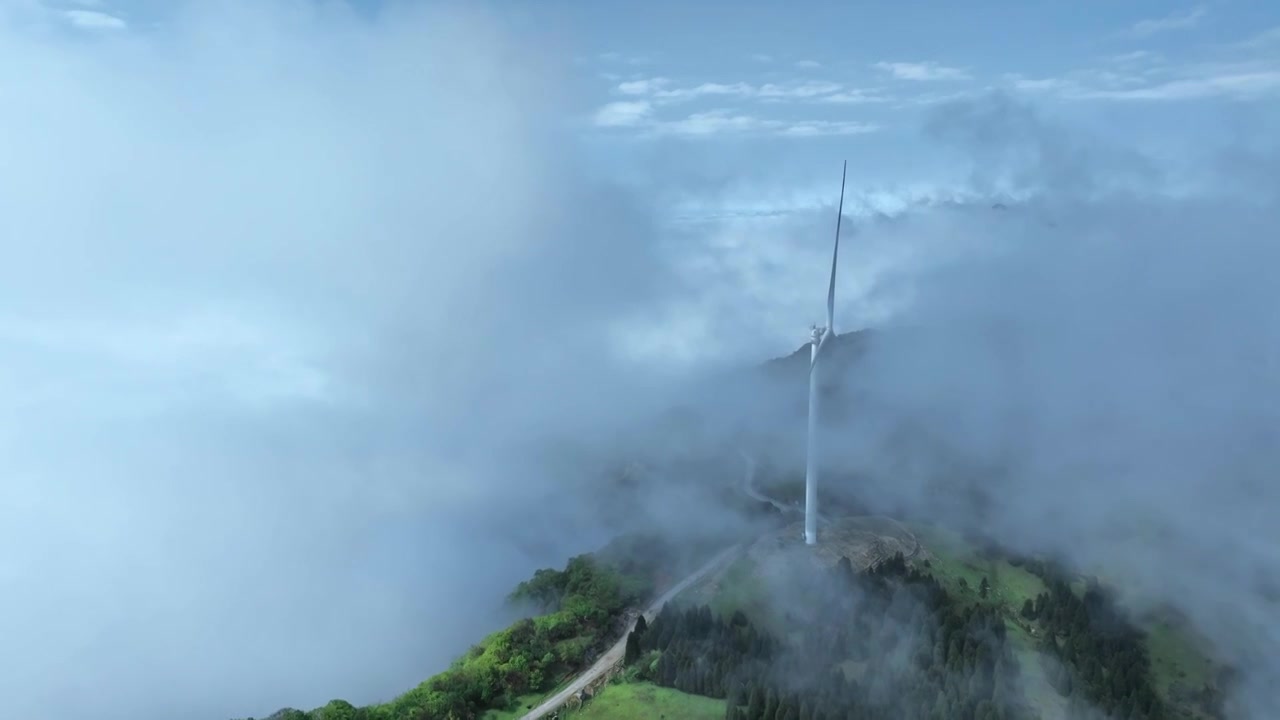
top-left (650, 95), bottom-right (1280, 718)
top-left (4, 3), bottom-right (1279, 720)
top-left (793, 99), bottom-right (1280, 718)
top-left (0, 3), bottom-right (697, 719)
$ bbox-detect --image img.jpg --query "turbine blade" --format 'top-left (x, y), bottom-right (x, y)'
top-left (826, 160), bottom-right (846, 336)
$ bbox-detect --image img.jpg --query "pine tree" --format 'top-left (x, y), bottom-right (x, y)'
top-left (1020, 598), bottom-right (1035, 619)
top-left (623, 631), bottom-right (641, 666)
top-left (763, 689), bottom-right (780, 720)
top-left (635, 614), bottom-right (648, 635)
top-left (747, 686), bottom-right (764, 720)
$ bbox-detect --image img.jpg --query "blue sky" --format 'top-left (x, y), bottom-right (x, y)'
top-left (38, 1), bottom-right (1280, 198)
top-left (558, 0), bottom-right (1280, 204)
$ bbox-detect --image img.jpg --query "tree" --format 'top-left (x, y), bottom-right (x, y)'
top-left (635, 614), bottom-right (648, 635)
top-left (763, 689), bottom-right (780, 720)
top-left (315, 700), bottom-right (358, 720)
top-left (623, 631), bottom-right (641, 666)
top-left (747, 686), bottom-right (764, 720)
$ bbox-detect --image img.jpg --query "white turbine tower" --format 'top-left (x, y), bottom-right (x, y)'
top-left (804, 161), bottom-right (848, 546)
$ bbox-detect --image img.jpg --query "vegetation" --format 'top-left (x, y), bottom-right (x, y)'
top-left (238, 534), bottom-right (711, 720)
top-left (912, 525), bottom-right (1226, 719)
top-left (626, 525), bottom-right (1227, 720)
top-left (237, 516), bottom-right (1226, 720)
top-left (1143, 613), bottom-right (1224, 718)
top-left (569, 681), bottom-right (724, 719)
top-left (617, 553), bottom-right (1034, 720)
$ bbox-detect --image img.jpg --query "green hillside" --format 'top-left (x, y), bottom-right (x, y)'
top-left (237, 533), bottom-right (730, 720)
top-left (656, 522), bottom-right (1225, 720)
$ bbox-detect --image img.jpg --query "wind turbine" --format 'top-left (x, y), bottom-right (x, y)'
top-left (804, 161), bottom-right (847, 546)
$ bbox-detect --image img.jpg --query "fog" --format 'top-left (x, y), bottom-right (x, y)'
top-left (0, 3), bottom-right (705, 719)
top-left (754, 101), bottom-right (1280, 717)
top-left (4, 2), bottom-right (1279, 720)
top-left (657, 98), bottom-right (1280, 717)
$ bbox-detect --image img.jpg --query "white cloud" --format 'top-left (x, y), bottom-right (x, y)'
top-left (776, 120), bottom-right (879, 137)
top-left (592, 99), bottom-right (653, 126)
top-left (1076, 69), bottom-right (1280, 101)
top-left (820, 88), bottom-right (888, 104)
top-left (617, 76), bottom-right (669, 95)
top-left (1006, 75), bottom-right (1074, 93)
top-left (751, 53), bottom-right (774, 63)
top-left (756, 80), bottom-right (842, 99)
top-left (654, 81), bottom-right (755, 99)
top-left (648, 109), bottom-right (877, 138)
top-left (61, 9), bottom-right (126, 29)
top-left (655, 110), bottom-right (760, 136)
top-left (1132, 5), bottom-right (1207, 36)
top-left (874, 61), bottom-right (970, 81)
top-left (613, 77), bottom-right (852, 103)
top-left (1007, 62), bottom-right (1280, 102)
top-left (794, 59), bottom-right (822, 69)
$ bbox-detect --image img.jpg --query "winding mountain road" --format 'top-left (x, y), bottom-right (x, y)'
top-left (519, 455), bottom-right (809, 719)
top-left (518, 542), bottom-right (745, 720)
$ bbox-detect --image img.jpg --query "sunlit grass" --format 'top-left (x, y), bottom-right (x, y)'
top-left (568, 681), bottom-right (724, 720)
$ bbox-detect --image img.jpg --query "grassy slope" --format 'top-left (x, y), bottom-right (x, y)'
top-left (570, 682), bottom-right (724, 720)
top-left (912, 523), bottom-right (1220, 720)
top-left (674, 520), bottom-right (1217, 720)
top-left (1144, 614), bottom-right (1219, 719)
top-left (910, 524), bottom-right (1069, 719)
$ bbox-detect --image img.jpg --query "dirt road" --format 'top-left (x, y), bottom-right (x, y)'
top-left (518, 543), bottom-right (744, 720)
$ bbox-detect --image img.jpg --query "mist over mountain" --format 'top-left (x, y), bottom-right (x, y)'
top-left (2, 2), bottom-right (1279, 720)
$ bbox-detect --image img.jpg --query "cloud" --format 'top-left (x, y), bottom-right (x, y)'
top-left (1076, 68), bottom-right (1280, 101)
top-left (0, 4), bottom-right (703, 719)
top-left (819, 88), bottom-right (889, 104)
top-left (1229, 24), bottom-right (1280, 52)
top-left (61, 8), bottom-right (126, 29)
top-left (1105, 49), bottom-right (1163, 66)
top-left (593, 99), bottom-right (653, 126)
top-left (617, 76), bottom-right (670, 95)
top-left (1132, 5), bottom-right (1207, 36)
top-left (773, 95), bottom-right (1279, 718)
top-left (652, 94), bottom-right (1280, 717)
top-left (759, 81), bottom-right (844, 99)
top-left (794, 59), bottom-right (822, 69)
top-left (874, 61), bottom-right (970, 81)
top-left (1004, 25), bottom-right (1280, 104)
top-left (774, 119), bottom-right (879, 137)
top-left (612, 76), bottom-right (857, 103)
top-left (615, 109), bottom-right (878, 139)
top-left (1008, 63), bottom-right (1280, 102)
